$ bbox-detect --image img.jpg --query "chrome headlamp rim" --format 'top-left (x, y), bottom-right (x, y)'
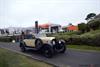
top-left (58, 39), bottom-right (65, 44)
top-left (51, 39), bottom-right (57, 45)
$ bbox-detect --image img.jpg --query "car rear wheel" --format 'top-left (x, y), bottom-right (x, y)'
top-left (42, 45), bottom-right (53, 58)
top-left (20, 43), bottom-right (26, 52)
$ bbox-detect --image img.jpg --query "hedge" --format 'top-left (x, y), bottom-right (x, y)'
top-left (53, 33), bottom-right (100, 47)
top-left (0, 36), bottom-right (17, 42)
top-left (0, 37), bottom-right (12, 42)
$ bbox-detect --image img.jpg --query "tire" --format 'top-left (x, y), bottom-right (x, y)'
top-left (42, 45), bottom-right (53, 58)
top-left (35, 39), bottom-right (43, 50)
top-left (54, 42), bottom-right (66, 53)
top-left (20, 43), bottom-right (26, 52)
top-left (59, 43), bottom-right (66, 53)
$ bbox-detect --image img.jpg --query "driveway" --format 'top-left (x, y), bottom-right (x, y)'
top-left (0, 42), bottom-right (100, 67)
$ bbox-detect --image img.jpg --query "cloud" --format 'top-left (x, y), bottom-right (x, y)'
top-left (0, 0), bottom-right (100, 28)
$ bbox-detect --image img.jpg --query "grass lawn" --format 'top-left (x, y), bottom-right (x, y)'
top-left (67, 45), bottom-right (100, 51)
top-left (0, 48), bottom-right (53, 67)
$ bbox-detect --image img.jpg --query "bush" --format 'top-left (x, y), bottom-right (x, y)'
top-left (53, 34), bottom-right (70, 41)
top-left (0, 35), bottom-right (20, 42)
top-left (68, 33), bottom-right (100, 46)
top-left (87, 18), bottom-right (100, 30)
top-left (0, 36), bottom-right (12, 42)
top-left (78, 23), bottom-right (87, 33)
top-left (50, 30), bottom-right (100, 46)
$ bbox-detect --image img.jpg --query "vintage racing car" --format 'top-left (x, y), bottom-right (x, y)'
top-left (19, 33), bottom-right (66, 58)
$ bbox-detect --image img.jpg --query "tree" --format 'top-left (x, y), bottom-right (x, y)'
top-left (87, 18), bottom-right (100, 30)
top-left (78, 23), bottom-right (87, 33)
top-left (85, 13), bottom-right (96, 21)
top-left (94, 14), bottom-right (100, 19)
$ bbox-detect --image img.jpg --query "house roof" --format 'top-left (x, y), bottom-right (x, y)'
top-left (39, 23), bottom-right (49, 28)
top-left (67, 25), bottom-right (78, 31)
top-left (39, 23), bottom-right (61, 28)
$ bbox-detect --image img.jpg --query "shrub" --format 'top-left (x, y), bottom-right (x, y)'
top-left (0, 35), bottom-right (20, 42)
top-left (87, 18), bottom-right (100, 30)
top-left (51, 30), bottom-right (100, 46)
top-left (0, 36), bottom-right (12, 42)
top-left (68, 33), bottom-right (100, 46)
top-left (78, 23), bottom-right (87, 33)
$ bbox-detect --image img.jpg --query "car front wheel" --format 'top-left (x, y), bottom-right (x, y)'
top-left (42, 45), bottom-right (53, 58)
top-left (54, 42), bottom-right (66, 53)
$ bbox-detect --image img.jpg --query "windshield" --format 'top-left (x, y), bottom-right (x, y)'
top-left (34, 33), bottom-right (47, 38)
top-left (25, 34), bottom-right (33, 39)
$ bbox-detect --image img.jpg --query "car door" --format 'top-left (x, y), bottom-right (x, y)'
top-left (24, 39), bottom-right (36, 47)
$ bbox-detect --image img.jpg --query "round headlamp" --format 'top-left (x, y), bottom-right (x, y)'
top-left (52, 41), bottom-right (56, 45)
top-left (59, 40), bottom-right (62, 44)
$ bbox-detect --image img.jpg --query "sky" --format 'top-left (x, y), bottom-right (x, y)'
top-left (0, 0), bottom-right (100, 28)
